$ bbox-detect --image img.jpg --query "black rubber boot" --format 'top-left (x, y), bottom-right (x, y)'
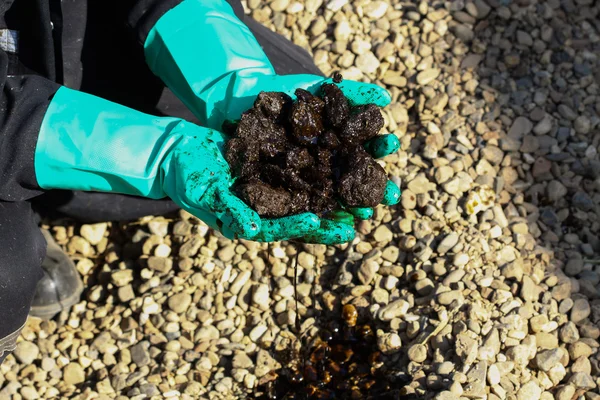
top-left (29, 230), bottom-right (84, 320)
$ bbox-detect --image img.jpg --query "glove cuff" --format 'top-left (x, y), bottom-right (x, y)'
top-left (35, 86), bottom-right (184, 198)
top-left (144, 0), bottom-right (275, 128)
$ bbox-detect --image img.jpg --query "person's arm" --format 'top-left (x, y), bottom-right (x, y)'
top-left (0, 50), bottom-right (61, 202)
top-left (126, 0), bottom-right (183, 46)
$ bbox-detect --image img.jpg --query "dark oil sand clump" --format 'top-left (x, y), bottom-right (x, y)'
top-left (254, 303), bottom-right (416, 400)
top-left (225, 77), bottom-right (388, 218)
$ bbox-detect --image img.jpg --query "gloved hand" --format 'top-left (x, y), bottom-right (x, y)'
top-left (35, 87), bottom-right (324, 242)
top-left (143, 0), bottom-right (402, 243)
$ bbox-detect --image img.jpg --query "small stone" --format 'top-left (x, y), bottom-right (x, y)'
top-left (569, 342), bottom-right (593, 359)
top-left (517, 381), bottom-right (542, 400)
top-left (572, 192), bottom-right (595, 212)
top-left (574, 115), bottom-right (591, 134)
top-left (547, 181), bottom-right (568, 202)
top-left (536, 333), bottom-right (559, 350)
top-left (270, 0), bottom-right (289, 12)
top-left (463, 361), bottom-right (487, 398)
top-left (521, 276), bottom-right (541, 302)
top-left (487, 364), bottom-right (501, 385)
top-left (437, 233), bottom-right (459, 254)
top-left (555, 385), bottom-right (576, 400)
top-left (408, 173), bottom-right (436, 194)
top-left (560, 322), bottom-right (580, 344)
top-left (435, 392), bottom-right (459, 400)
top-left (358, 259), bottom-right (379, 285)
top-left (118, 285), bottom-right (135, 303)
top-left (298, 252), bottom-right (316, 269)
top-left (453, 253), bottom-right (469, 267)
top-left (401, 189), bottom-right (417, 209)
top-left (363, 1), bottom-right (388, 18)
top-left (521, 135), bottom-right (540, 153)
top-left (507, 344), bottom-right (531, 366)
top-left (355, 52), bottom-right (380, 74)
top-left (377, 332), bottom-right (402, 354)
top-left (571, 356), bottom-right (592, 374)
top-left (569, 372), bottom-right (596, 390)
top-left (455, 333), bottom-right (478, 364)
top-left (379, 299), bottom-right (410, 321)
top-left (326, 0), bottom-right (348, 11)
top-left (408, 344), bottom-right (427, 362)
top-left (63, 363), bottom-right (86, 385)
top-left (416, 69), bottom-right (440, 85)
top-left (111, 269), bottom-right (134, 287)
top-left (571, 299), bottom-right (591, 324)
top-left (148, 256), bottom-right (173, 274)
top-left (168, 292), bottom-right (192, 314)
top-left (535, 349), bottom-right (562, 371)
top-left (230, 271), bottom-right (251, 295)
top-left (253, 284), bottom-right (270, 309)
top-left (249, 324), bottom-right (268, 342)
top-left (197, 325), bottom-right (220, 341)
top-left (435, 166), bottom-right (455, 184)
top-left (533, 116), bottom-right (553, 135)
top-left (41, 357), bottom-right (56, 371)
top-left (565, 258), bottom-right (584, 276)
top-left (232, 353), bottom-right (253, 369)
top-left (20, 387), bottom-right (39, 400)
top-left (373, 225), bottom-right (393, 242)
top-left (334, 20), bottom-right (351, 41)
top-left (438, 290), bottom-right (463, 305)
top-left (80, 223), bottom-right (107, 245)
top-left (13, 341), bottom-right (39, 365)
top-left (481, 146), bottom-right (504, 165)
top-left (130, 342), bottom-right (151, 367)
top-left (508, 117), bottom-right (533, 140)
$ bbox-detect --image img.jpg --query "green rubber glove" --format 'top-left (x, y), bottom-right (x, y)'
top-left (35, 87), bottom-right (323, 242)
top-left (144, 0), bottom-right (401, 244)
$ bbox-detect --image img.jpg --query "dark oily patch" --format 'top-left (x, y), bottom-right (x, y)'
top-left (224, 77), bottom-right (388, 218)
top-left (322, 83), bottom-right (350, 128)
top-left (338, 147), bottom-right (388, 207)
top-left (340, 104), bottom-right (384, 144)
top-left (255, 304), bottom-right (415, 399)
top-left (254, 91), bottom-right (292, 121)
top-left (236, 182), bottom-right (291, 218)
top-left (290, 91), bottom-right (325, 145)
top-left (236, 109), bottom-right (287, 157)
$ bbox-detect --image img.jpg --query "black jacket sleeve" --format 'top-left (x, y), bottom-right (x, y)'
top-left (126, 0), bottom-right (246, 45)
top-left (0, 51), bottom-right (60, 202)
top-left (127, 0), bottom-right (183, 45)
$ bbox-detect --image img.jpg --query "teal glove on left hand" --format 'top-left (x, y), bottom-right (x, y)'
top-left (144, 0), bottom-right (402, 245)
top-left (35, 87), bottom-right (323, 242)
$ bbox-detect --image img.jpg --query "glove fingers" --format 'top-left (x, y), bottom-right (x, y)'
top-left (301, 219), bottom-right (356, 245)
top-left (254, 213), bottom-right (320, 242)
top-left (364, 134), bottom-right (401, 159)
top-left (208, 186), bottom-right (261, 239)
top-left (348, 207), bottom-right (374, 220)
top-left (324, 79), bottom-right (392, 107)
top-left (382, 180), bottom-right (401, 206)
top-left (254, 74), bottom-right (325, 99)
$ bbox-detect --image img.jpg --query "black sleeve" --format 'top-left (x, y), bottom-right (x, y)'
top-left (0, 51), bottom-right (60, 202)
top-left (127, 0), bottom-right (184, 45)
top-left (126, 0), bottom-right (246, 46)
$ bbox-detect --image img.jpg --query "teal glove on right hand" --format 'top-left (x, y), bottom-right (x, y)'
top-left (142, 0), bottom-right (402, 244)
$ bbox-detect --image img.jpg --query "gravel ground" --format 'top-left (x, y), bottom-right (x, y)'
top-left (2, 0), bottom-right (600, 399)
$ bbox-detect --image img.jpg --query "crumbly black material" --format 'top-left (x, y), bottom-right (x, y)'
top-left (225, 80), bottom-right (387, 218)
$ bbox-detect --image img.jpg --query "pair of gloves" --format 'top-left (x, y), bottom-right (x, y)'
top-left (35, 0), bottom-right (401, 244)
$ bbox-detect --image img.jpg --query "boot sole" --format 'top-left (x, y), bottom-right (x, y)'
top-left (29, 282), bottom-right (84, 320)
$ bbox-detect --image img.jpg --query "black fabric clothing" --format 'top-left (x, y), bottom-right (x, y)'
top-left (0, 0), bottom-right (324, 361)
top-left (0, 201), bottom-right (46, 359)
